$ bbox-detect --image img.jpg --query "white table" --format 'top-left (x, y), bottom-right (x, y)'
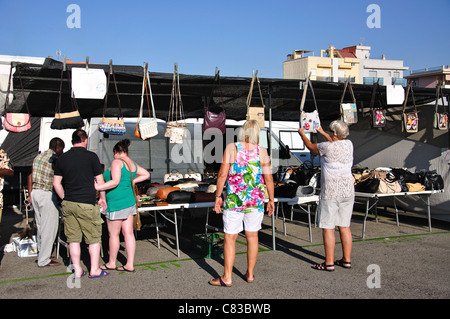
top-left (138, 196), bottom-right (320, 256)
top-left (355, 190), bottom-right (444, 239)
top-left (276, 196), bottom-right (320, 242)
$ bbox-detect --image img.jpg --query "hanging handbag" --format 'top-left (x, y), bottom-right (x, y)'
top-left (339, 76), bottom-right (358, 124)
top-left (165, 63), bottom-right (187, 143)
top-left (246, 70), bottom-right (265, 128)
top-left (3, 64), bottom-right (32, 133)
top-left (122, 160), bottom-right (142, 231)
top-left (98, 61), bottom-right (126, 135)
top-left (369, 79), bottom-right (386, 128)
top-left (203, 69), bottom-right (226, 134)
top-left (51, 66), bottom-right (84, 130)
top-left (136, 63), bottom-right (158, 140)
top-left (371, 109), bottom-right (386, 128)
top-left (433, 85), bottom-right (448, 130)
top-left (299, 73), bottom-right (321, 133)
top-left (402, 83), bottom-right (419, 133)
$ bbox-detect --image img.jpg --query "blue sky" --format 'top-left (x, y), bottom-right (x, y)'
top-left (1, 0), bottom-right (449, 78)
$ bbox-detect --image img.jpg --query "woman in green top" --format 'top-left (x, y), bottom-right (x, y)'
top-left (95, 139), bottom-right (150, 272)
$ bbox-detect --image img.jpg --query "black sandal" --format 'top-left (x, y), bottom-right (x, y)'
top-left (311, 262), bottom-right (335, 272)
top-left (335, 259), bottom-right (352, 269)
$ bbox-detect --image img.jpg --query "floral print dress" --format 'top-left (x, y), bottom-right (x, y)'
top-left (224, 143), bottom-right (265, 213)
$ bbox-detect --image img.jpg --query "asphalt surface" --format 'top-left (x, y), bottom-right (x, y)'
top-left (1, 203), bottom-right (449, 314)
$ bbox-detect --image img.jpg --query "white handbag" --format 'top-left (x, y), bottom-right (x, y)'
top-left (136, 63), bottom-right (158, 140)
top-left (164, 169), bottom-right (183, 183)
top-left (299, 73), bottom-right (321, 133)
top-left (184, 170), bottom-right (202, 181)
top-left (339, 77), bottom-right (358, 124)
top-left (165, 63), bottom-right (187, 143)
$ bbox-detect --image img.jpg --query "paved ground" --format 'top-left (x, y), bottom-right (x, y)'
top-left (1, 203), bottom-right (449, 314)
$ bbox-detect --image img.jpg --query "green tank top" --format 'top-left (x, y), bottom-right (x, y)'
top-left (103, 161), bottom-right (137, 212)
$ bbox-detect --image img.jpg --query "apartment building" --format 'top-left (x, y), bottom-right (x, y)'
top-left (404, 65), bottom-right (450, 88)
top-left (283, 44), bottom-right (408, 86)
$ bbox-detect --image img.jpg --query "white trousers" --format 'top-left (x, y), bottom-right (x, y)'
top-left (31, 189), bottom-right (60, 266)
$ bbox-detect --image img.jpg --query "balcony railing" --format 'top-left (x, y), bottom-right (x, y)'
top-left (364, 77), bottom-right (384, 85)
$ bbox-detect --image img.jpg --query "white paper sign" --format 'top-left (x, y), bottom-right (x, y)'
top-left (386, 85), bottom-right (405, 105)
top-left (71, 67), bottom-right (107, 99)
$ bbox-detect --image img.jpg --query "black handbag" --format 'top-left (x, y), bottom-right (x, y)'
top-left (417, 171), bottom-right (444, 191)
top-left (51, 67), bottom-right (84, 130)
top-left (274, 183), bottom-right (298, 198)
top-left (355, 177), bottom-right (380, 193)
top-left (166, 190), bottom-right (195, 204)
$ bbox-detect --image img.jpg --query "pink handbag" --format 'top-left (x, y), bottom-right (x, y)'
top-left (3, 64), bottom-right (32, 133)
top-left (3, 113), bottom-right (31, 132)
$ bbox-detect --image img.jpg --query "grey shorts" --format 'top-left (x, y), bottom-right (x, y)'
top-left (317, 197), bottom-right (354, 229)
top-left (104, 205), bottom-right (136, 221)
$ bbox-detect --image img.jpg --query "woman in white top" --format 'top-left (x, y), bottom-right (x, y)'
top-left (298, 120), bottom-right (354, 271)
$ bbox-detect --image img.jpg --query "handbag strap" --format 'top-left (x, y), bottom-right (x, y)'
top-left (402, 82), bottom-right (418, 114)
top-left (339, 76), bottom-right (356, 104)
top-left (246, 70), bottom-right (265, 109)
top-left (206, 68), bottom-right (224, 112)
top-left (168, 63), bottom-right (185, 124)
top-left (299, 72), bottom-right (318, 113)
top-left (103, 61), bottom-right (124, 119)
top-left (4, 63), bottom-right (31, 116)
top-left (138, 63), bottom-right (156, 123)
top-left (434, 84), bottom-right (447, 114)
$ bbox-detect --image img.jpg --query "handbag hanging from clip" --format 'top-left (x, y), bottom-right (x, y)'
top-left (136, 63), bottom-right (158, 140)
top-left (369, 79), bottom-right (386, 128)
top-left (203, 68), bottom-right (226, 134)
top-left (299, 73), bottom-right (320, 133)
top-left (3, 64), bottom-right (32, 133)
top-left (433, 85), bottom-right (448, 130)
top-left (51, 66), bottom-right (84, 130)
top-left (339, 76), bottom-right (358, 124)
top-left (246, 70), bottom-right (265, 128)
top-left (165, 63), bottom-right (187, 144)
top-left (402, 83), bottom-right (419, 133)
top-left (98, 61), bottom-right (126, 135)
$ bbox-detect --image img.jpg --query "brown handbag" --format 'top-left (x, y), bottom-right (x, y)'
top-left (156, 186), bottom-right (180, 200)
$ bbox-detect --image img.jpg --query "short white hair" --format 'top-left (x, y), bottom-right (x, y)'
top-left (329, 120), bottom-right (349, 139)
top-left (238, 120), bottom-right (260, 144)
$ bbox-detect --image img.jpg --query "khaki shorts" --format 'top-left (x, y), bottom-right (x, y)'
top-left (62, 200), bottom-right (103, 244)
top-left (317, 197), bottom-right (354, 229)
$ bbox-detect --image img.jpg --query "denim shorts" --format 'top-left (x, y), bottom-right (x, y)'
top-left (62, 200), bottom-right (103, 244)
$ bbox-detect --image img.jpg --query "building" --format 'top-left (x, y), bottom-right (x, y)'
top-left (283, 46), bottom-right (359, 83)
top-left (404, 65), bottom-right (450, 88)
top-left (283, 44), bottom-right (408, 86)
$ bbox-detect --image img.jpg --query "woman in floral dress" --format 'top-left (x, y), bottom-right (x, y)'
top-left (209, 120), bottom-right (275, 287)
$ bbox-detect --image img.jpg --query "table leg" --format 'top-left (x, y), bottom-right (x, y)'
top-left (271, 207), bottom-right (276, 251)
top-left (362, 198), bottom-right (369, 239)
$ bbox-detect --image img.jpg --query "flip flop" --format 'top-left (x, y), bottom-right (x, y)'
top-left (89, 270), bottom-right (110, 278)
top-left (209, 277), bottom-right (232, 287)
top-left (117, 266), bottom-right (135, 273)
top-left (72, 270), bottom-right (87, 279)
top-left (100, 263), bottom-right (117, 271)
top-left (245, 272), bottom-right (254, 283)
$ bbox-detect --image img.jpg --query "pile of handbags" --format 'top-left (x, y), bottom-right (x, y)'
top-left (142, 169), bottom-right (219, 205)
top-left (353, 166), bottom-right (444, 194)
top-left (274, 164), bottom-right (320, 198)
